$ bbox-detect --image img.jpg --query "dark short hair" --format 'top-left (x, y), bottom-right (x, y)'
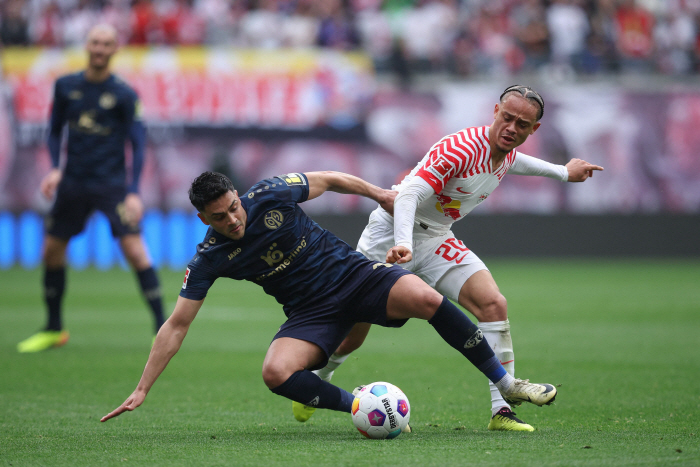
top-left (189, 171), bottom-right (235, 212)
top-left (500, 85), bottom-right (544, 121)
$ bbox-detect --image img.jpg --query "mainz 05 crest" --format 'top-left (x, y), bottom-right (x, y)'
top-left (264, 210), bottom-right (284, 229)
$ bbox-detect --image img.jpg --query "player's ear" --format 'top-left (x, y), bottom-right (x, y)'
top-left (531, 122), bottom-right (541, 134)
top-left (494, 103), bottom-right (500, 119)
top-left (196, 212), bottom-right (210, 226)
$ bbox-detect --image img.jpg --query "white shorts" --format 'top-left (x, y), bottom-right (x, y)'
top-left (356, 210), bottom-right (488, 302)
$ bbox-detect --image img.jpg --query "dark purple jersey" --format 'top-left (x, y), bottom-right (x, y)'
top-left (48, 72), bottom-right (145, 192)
top-left (180, 173), bottom-right (379, 313)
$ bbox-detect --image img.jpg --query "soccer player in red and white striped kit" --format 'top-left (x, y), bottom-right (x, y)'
top-left (294, 85), bottom-right (603, 431)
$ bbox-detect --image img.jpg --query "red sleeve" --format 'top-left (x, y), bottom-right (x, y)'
top-left (415, 136), bottom-right (471, 192)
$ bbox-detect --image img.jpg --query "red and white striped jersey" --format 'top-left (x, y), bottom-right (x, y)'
top-left (394, 125), bottom-right (516, 233)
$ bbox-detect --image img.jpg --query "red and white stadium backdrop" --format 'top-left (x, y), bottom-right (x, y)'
top-left (3, 47), bottom-right (373, 128)
top-left (1, 47), bottom-right (699, 214)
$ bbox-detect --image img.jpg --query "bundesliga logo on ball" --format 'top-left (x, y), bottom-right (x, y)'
top-left (351, 382), bottom-right (410, 439)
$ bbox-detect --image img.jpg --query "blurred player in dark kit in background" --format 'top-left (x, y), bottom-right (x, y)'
top-left (17, 24), bottom-right (165, 353)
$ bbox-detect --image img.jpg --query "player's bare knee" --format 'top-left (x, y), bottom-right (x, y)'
top-left (42, 243), bottom-right (66, 268)
top-left (120, 235), bottom-right (149, 269)
top-left (261, 361), bottom-right (293, 389)
top-left (415, 288), bottom-right (444, 319)
top-left (126, 254), bottom-right (149, 270)
top-left (123, 248), bottom-right (149, 270)
top-left (479, 294), bottom-right (508, 322)
top-left (42, 250), bottom-right (63, 268)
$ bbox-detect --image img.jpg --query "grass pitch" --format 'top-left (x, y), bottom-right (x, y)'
top-left (1, 259), bottom-right (699, 466)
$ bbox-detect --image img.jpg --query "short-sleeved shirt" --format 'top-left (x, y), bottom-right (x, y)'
top-left (180, 173), bottom-right (391, 314)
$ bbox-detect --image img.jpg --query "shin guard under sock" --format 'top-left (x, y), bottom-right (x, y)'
top-left (270, 370), bottom-right (354, 413)
top-left (428, 297), bottom-right (507, 384)
top-left (480, 320), bottom-right (515, 414)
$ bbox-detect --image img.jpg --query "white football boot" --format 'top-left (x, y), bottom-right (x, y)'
top-left (501, 379), bottom-right (557, 406)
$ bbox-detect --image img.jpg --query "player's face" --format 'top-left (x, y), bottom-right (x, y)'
top-left (490, 96), bottom-right (541, 154)
top-left (86, 29), bottom-right (118, 70)
top-left (198, 190), bottom-right (247, 241)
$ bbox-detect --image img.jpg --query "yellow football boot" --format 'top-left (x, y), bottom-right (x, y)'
top-left (17, 330), bottom-right (70, 353)
top-left (292, 401), bottom-right (317, 422)
top-left (487, 407), bottom-right (534, 432)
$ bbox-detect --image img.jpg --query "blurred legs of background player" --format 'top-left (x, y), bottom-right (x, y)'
top-left (17, 194), bottom-right (165, 353)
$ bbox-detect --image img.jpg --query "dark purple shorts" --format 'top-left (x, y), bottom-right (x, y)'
top-left (273, 260), bottom-right (412, 370)
top-left (46, 181), bottom-right (140, 239)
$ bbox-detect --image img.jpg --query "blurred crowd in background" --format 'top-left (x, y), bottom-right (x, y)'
top-left (2, 0), bottom-right (700, 77)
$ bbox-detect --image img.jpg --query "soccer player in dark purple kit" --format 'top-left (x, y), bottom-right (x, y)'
top-left (101, 171), bottom-right (556, 424)
top-left (17, 24), bottom-right (165, 352)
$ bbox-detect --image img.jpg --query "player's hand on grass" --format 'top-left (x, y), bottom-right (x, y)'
top-left (100, 390), bottom-right (146, 422)
top-left (124, 193), bottom-right (144, 226)
top-left (386, 245), bottom-right (412, 264)
top-left (378, 190), bottom-right (398, 215)
top-left (40, 168), bottom-right (62, 200)
top-left (566, 158), bottom-right (604, 182)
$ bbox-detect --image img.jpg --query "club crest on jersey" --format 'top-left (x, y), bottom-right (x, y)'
top-left (279, 173), bottom-right (306, 186)
top-left (477, 194), bottom-right (489, 204)
top-left (264, 210), bottom-right (284, 230)
top-left (182, 268), bottom-right (191, 289)
top-left (99, 92), bottom-right (116, 109)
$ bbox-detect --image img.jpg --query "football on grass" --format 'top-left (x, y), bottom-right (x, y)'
top-left (351, 382), bottom-right (410, 439)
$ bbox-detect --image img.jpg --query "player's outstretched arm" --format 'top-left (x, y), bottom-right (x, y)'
top-left (100, 389), bottom-right (148, 422)
top-left (566, 158), bottom-right (604, 182)
top-left (304, 171), bottom-right (397, 214)
top-left (100, 296), bottom-right (204, 422)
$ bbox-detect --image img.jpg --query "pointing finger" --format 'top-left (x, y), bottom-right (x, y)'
top-left (100, 406), bottom-right (127, 422)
